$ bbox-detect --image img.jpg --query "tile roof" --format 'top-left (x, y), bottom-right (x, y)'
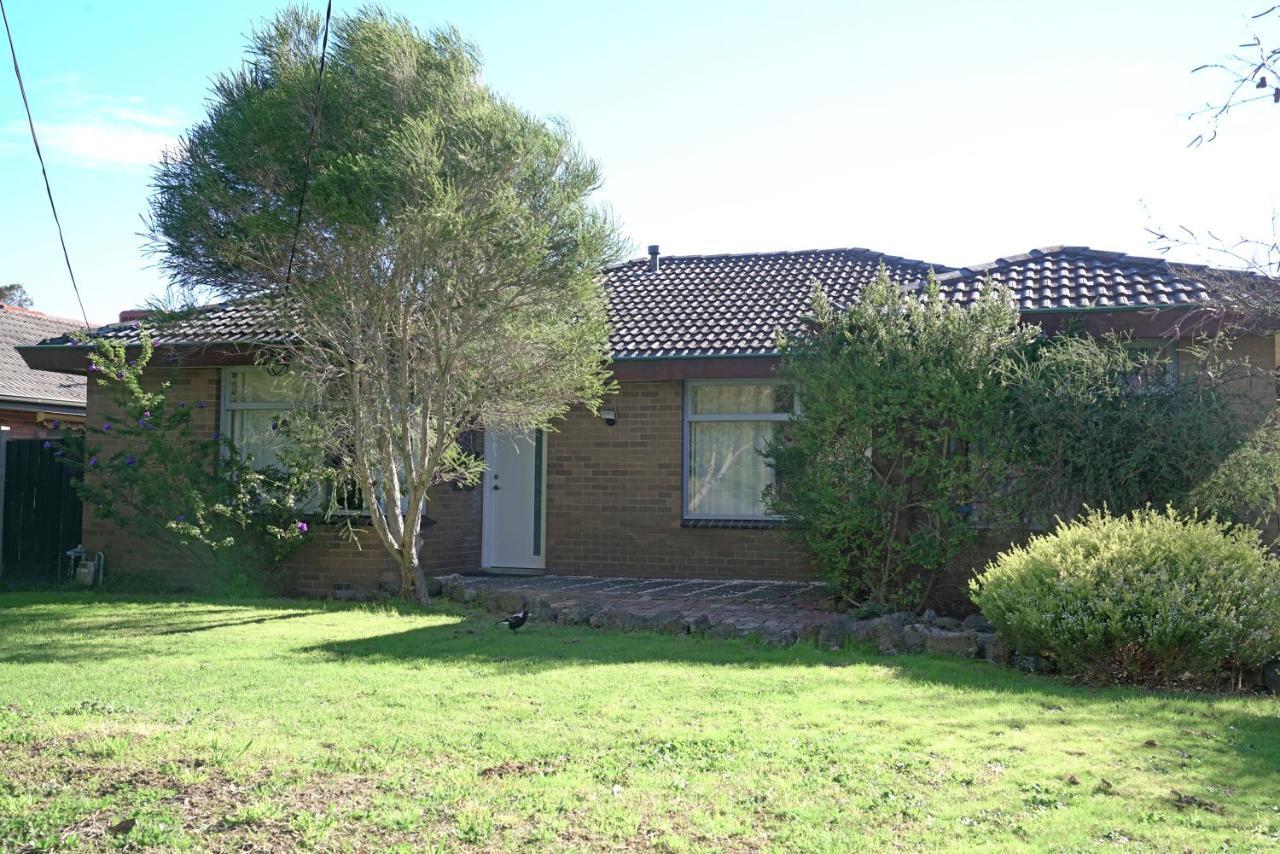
top-left (63, 301), bottom-right (299, 348)
top-left (932, 245), bottom-right (1240, 312)
top-left (24, 245), bottom-right (1277, 362)
top-left (604, 248), bottom-right (950, 358)
top-left (0, 304), bottom-right (89, 406)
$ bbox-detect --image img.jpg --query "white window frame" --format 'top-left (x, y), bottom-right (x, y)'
top-left (683, 379), bottom-right (794, 521)
top-left (220, 366), bottom-right (295, 469)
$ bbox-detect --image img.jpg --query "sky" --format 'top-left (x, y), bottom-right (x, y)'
top-left (1, 0), bottom-right (1277, 324)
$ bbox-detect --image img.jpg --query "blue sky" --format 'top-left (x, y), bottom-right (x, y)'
top-left (1, 0), bottom-right (1276, 323)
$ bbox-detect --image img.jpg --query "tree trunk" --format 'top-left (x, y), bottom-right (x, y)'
top-left (396, 527), bottom-right (432, 606)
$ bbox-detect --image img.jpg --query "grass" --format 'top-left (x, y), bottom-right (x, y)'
top-left (0, 593), bottom-right (1276, 851)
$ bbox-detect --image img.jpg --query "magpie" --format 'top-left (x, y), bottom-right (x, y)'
top-left (497, 607), bottom-right (529, 632)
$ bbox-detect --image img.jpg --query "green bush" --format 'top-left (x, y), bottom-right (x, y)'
top-left (971, 508), bottom-right (1280, 688)
top-left (765, 269), bottom-right (1036, 610)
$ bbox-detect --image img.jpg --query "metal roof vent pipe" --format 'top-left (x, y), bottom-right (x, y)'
top-left (647, 244), bottom-right (660, 274)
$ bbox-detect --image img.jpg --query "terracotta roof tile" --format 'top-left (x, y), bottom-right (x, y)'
top-left (0, 304), bottom-right (89, 406)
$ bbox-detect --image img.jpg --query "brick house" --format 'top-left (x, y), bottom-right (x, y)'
top-left (0, 303), bottom-right (87, 439)
top-left (18, 245), bottom-right (1280, 596)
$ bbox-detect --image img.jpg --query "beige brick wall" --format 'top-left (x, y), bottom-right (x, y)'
top-left (1177, 333), bottom-right (1277, 425)
top-left (544, 381), bottom-right (815, 581)
top-left (81, 365), bottom-right (481, 595)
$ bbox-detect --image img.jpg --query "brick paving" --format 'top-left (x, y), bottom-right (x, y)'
top-left (459, 573), bottom-right (837, 636)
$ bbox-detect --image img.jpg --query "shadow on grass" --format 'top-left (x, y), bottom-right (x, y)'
top-left (305, 614), bottom-right (1280, 801)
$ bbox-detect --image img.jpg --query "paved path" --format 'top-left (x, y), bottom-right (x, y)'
top-left (460, 573), bottom-right (837, 636)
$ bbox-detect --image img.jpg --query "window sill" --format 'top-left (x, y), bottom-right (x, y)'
top-left (682, 518), bottom-right (783, 530)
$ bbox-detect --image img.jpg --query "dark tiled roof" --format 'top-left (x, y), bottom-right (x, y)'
top-left (0, 304), bottom-right (89, 406)
top-left (604, 248), bottom-right (949, 358)
top-left (48, 301), bottom-right (298, 348)
top-left (933, 245), bottom-right (1236, 312)
top-left (26, 245), bottom-right (1276, 362)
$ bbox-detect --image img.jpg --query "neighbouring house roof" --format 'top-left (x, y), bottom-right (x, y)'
top-left (19, 244), bottom-right (1277, 367)
top-left (0, 304), bottom-right (89, 409)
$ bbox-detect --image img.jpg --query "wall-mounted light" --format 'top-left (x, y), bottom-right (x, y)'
top-left (599, 408), bottom-right (617, 427)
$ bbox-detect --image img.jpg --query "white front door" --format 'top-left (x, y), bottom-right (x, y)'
top-left (482, 430), bottom-right (546, 570)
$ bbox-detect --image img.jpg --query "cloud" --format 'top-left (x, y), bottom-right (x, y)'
top-left (29, 121), bottom-right (179, 167)
top-left (2, 80), bottom-right (187, 169)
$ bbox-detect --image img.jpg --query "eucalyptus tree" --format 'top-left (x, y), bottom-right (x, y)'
top-left (149, 6), bottom-right (620, 601)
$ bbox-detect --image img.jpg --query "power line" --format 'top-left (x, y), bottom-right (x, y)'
top-left (284, 0), bottom-right (334, 286)
top-left (0, 0), bottom-right (90, 328)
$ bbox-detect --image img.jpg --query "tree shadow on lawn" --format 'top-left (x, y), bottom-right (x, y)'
top-left (307, 614), bottom-right (1280, 807)
top-left (0, 593), bottom-right (410, 664)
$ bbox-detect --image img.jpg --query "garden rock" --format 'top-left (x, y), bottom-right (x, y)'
top-left (898, 625), bottom-right (930, 654)
top-left (923, 628), bottom-right (978, 658)
top-left (653, 610), bottom-right (688, 635)
top-left (424, 575), bottom-right (444, 597)
top-left (818, 617), bottom-right (855, 649)
top-left (707, 622), bottom-right (747, 640)
top-left (588, 606), bottom-right (617, 629)
top-left (873, 621), bottom-right (909, 655)
top-left (559, 602), bottom-right (601, 626)
top-left (532, 595), bottom-right (556, 623)
top-left (760, 627), bottom-right (798, 647)
top-left (493, 591), bottom-right (525, 614)
top-left (933, 616), bottom-right (964, 632)
top-left (963, 614), bottom-right (995, 633)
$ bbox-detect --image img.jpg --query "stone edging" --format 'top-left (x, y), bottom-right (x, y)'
top-left (431, 573), bottom-right (1280, 692)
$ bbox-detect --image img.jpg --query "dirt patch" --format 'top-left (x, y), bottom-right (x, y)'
top-left (480, 757), bottom-right (565, 778)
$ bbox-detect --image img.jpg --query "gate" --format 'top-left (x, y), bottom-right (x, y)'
top-left (1, 437), bottom-right (83, 585)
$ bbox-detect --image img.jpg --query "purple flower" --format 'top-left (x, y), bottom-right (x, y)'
top-left (175, 514), bottom-right (185, 522)
top-left (88, 456), bottom-right (98, 467)
top-left (296, 521), bottom-right (309, 534)
top-left (196, 400), bottom-right (205, 409)
top-left (124, 455), bottom-right (136, 466)
top-left (178, 401), bottom-right (187, 409)
top-left (88, 363), bottom-right (100, 373)
top-left (142, 411), bottom-right (151, 419)
top-left (102, 422), bottom-right (112, 432)
top-left (42, 440), bottom-right (52, 449)
top-left (211, 431), bottom-right (220, 441)
top-left (50, 419), bottom-right (60, 429)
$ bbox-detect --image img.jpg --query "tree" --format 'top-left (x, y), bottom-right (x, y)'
top-left (764, 270), bottom-right (1036, 610)
top-left (0, 284), bottom-right (33, 308)
top-left (148, 7), bottom-right (620, 602)
top-left (1148, 6), bottom-right (1280, 305)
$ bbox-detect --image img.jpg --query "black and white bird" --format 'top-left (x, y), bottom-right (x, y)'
top-left (497, 608), bottom-right (529, 632)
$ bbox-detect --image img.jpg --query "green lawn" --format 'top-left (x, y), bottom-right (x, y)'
top-left (0, 594), bottom-right (1276, 851)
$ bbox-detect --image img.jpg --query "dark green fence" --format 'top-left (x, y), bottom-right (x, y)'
top-left (1, 437), bottom-right (83, 585)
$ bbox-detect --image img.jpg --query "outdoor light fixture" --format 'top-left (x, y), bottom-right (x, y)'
top-left (600, 408), bottom-right (617, 426)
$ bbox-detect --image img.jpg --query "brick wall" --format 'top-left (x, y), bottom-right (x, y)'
top-left (544, 380), bottom-right (815, 581)
top-left (81, 365), bottom-right (482, 595)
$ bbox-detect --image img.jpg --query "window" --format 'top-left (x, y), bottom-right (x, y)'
top-left (684, 381), bottom-right (795, 520)
top-left (1125, 339), bottom-right (1179, 392)
top-left (221, 367), bottom-right (299, 471)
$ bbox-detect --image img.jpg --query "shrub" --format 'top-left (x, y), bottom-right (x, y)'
top-left (66, 330), bottom-right (325, 594)
top-left (765, 269), bottom-right (1036, 610)
top-left (971, 508), bottom-right (1280, 688)
top-left (1001, 333), bottom-right (1255, 523)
